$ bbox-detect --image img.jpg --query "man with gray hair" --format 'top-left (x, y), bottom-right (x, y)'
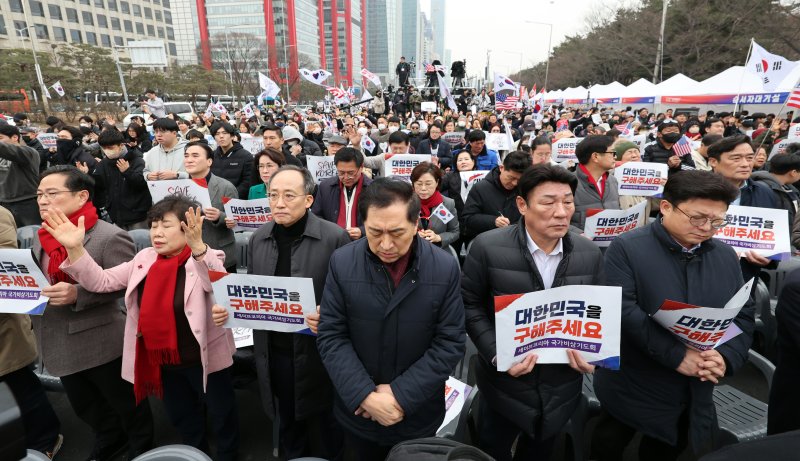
top-left (213, 165), bottom-right (349, 459)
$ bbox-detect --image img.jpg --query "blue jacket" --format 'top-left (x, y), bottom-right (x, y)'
top-left (594, 219), bottom-right (755, 454)
top-left (459, 144), bottom-right (500, 171)
top-left (416, 138), bottom-right (453, 170)
top-left (317, 237), bottom-right (466, 444)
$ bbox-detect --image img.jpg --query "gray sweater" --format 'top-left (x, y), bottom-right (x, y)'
top-left (0, 141), bottom-right (40, 202)
top-left (571, 166), bottom-right (621, 230)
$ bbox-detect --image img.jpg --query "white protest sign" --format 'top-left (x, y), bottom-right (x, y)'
top-left (614, 162), bottom-right (668, 197)
top-left (437, 377), bottom-right (472, 434)
top-left (223, 198), bottom-right (272, 232)
top-left (442, 131), bottom-right (466, 146)
top-left (306, 156), bottom-right (337, 184)
top-left (239, 137), bottom-right (264, 155)
top-left (211, 272), bottom-right (316, 334)
top-left (421, 101), bottom-right (437, 113)
top-left (382, 153), bottom-right (431, 182)
top-left (788, 123), bottom-right (800, 139)
top-left (460, 170), bottom-right (490, 203)
top-left (485, 132), bottom-right (511, 151)
top-left (551, 137), bottom-right (583, 163)
top-left (630, 134), bottom-right (647, 153)
top-left (495, 285), bottom-right (622, 372)
top-left (768, 139), bottom-right (794, 160)
top-left (584, 201), bottom-right (648, 247)
top-left (0, 249), bottom-right (50, 315)
top-left (232, 327), bottom-right (254, 348)
top-left (37, 133), bottom-right (58, 149)
top-left (147, 179), bottom-right (212, 209)
top-left (714, 205), bottom-right (791, 260)
top-left (653, 278), bottom-right (754, 351)
top-left (591, 114), bottom-right (603, 125)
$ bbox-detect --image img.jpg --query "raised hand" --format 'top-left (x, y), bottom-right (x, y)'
top-left (181, 207), bottom-right (206, 255)
top-left (42, 208), bottom-right (86, 251)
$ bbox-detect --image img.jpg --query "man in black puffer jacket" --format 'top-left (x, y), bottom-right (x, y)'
top-left (462, 165), bottom-right (604, 461)
top-left (210, 121), bottom-right (253, 199)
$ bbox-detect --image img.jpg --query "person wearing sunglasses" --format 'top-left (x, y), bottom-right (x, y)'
top-left (572, 135), bottom-right (621, 230)
top-left (592, 170), bottom-right (755, 461)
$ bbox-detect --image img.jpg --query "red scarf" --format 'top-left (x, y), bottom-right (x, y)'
top-left (336, 175), bottom-right (364, 229)
top-left (419, 190), bottom-right (444, 219)
top-left (134, 245), bottom-right (192, 403)
top-left (38, 202), bottom-right (99, 284)
top-left (579, 164), bottom-right (608, 199)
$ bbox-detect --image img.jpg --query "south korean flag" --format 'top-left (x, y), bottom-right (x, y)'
top-left (361, 135), bottom-right (376, 154)
top-left (432, 203), bottom-right (455, 224)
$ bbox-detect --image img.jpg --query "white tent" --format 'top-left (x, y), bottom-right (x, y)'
top-left (618, 78), bottom-right (658, 98)
top-left (561, 86), bottom-right (589, 99)
top-left (694, 66), bottom-right (764, 95)
top-left (653, 73), bottom-right (700, 96)
top-left (594, 81), bottom-right (627, 99)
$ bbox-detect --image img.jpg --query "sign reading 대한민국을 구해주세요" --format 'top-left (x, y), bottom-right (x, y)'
top-left (0, 249), bottom-right (51, 315)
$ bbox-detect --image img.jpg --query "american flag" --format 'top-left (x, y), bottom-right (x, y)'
top-left (672, 135), bottom-right (693, 157)
top-left (614, 122), bottom-right (632, 136)
top-left (787, 83), bottom-right (800, 110)
top-left (495, 93), bottom-right (519, 111)
top-left (423, 62), bottom-right (435, 72)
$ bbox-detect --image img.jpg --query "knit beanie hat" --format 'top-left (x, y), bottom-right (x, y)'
top-left (614, 141), bottom-right (639, 160)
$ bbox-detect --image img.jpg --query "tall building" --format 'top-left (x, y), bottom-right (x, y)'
top-left (321, 0), bottom-right (366, 89)
top-left (365, 0), bottom-right (400, 85)
top-left (171, 0), bottom-right (199, 65)
top-left (419, 12), bottom-right (432, 65)
top-left (0, 0), bottom-right (179, 61)
top-left (430, 0), bottom-right (445, 61)
top-left (400, 0), bottom-right (419, 65)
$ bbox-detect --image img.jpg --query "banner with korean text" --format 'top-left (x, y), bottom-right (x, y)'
top-left (441, 131), bottom-right (466, 146)
top-left (653, 278), bottom-right (754, 351)
top-left (0, 249), bottom-right (50, 315)
top-left (583, 202), bottom-right (648, 247)
top-left (714, 205), bottom-right (791, 260)
top-left (211, 272), bottom-right (316, 334)
top-left (306, 156), bottom-right (338, 184)
top-left (436, 377), bottom-right (473, 435)
top-left (222, 198), bottom-right (272, 232)
top-left (494, 285), bottom-right (622, 372)
top-left (551, 137), bottom-right (583, 163)
top-left (383, 154), bottom-right (431, 182)
top-left (615, 162), bottom-right (668, 196)
top-left (147, 179), bottom-right (212, 209)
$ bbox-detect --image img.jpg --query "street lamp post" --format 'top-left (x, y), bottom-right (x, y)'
top-left (525, 21), bottom-right (553, 92)
top-left (15, 25), bottom-right (50, 114)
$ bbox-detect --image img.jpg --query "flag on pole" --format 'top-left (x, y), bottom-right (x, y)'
top-left (361, 135), bottom-right (376, 154)
top-left (242, 103), bottom-right (255, 119)
top-left (529, 84), bottom-right (537, 99)
top-left (786, 82), bottom-right (800, 110)
top-left (493, 73), bottom-right (516, 93)
top-left (672, 135), bottom-right (693, 157)
top-left (325, 86), bottom-right (350, 105)
top-left (51, 81), bottom-right (65, 97)
top-left (436, 72), bottom-right (458, 112)
top-left (360, 68), bottom-right (382, 88)
top-left (299, 68), bottom-right (332, 86)
top-left (502, 118), bottom-right (515, 150)
top-left (495, 93), bottom-right (519, 111)
top-left (746, 41), bottom-right (798, 92)
top-left (614, 122), bottom-right (633, 136)
top-left (360, 89), bottom-right (373, 102)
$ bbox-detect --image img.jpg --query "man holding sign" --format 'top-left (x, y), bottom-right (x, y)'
top-left (311, 148), bottom-right (372, 240)
top-left (213, 166), bottom-right (350, 459)
top-left (592, 170), bottom-right (755, 460)
top-left (462, 165), bottom-right (603, 461)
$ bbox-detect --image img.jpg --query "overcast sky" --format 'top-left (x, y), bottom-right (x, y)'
top-left (421, 0), bottom-right (628, 79)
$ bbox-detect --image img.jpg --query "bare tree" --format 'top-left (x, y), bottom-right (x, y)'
top-left (209, 32), bottom-right (269, 104)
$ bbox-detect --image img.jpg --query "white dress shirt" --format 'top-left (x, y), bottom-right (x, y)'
top-left (525, 230), bottom-right (564, 289)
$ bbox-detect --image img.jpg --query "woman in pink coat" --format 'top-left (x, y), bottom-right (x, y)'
top-left (42, 195), bottom-right (238, 461)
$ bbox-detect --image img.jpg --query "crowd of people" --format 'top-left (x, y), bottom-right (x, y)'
top-left (2, 86), bottom-right (800, 461)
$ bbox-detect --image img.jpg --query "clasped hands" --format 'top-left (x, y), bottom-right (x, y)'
top-left (676, 347), bottom-right (727, 384)
top-left (355, 384), bottom-right (404, 427)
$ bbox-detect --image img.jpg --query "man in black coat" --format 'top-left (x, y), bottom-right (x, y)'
top-left (592, 170), bottom-right (755, 460)
top-left (462, 151), bottom-right (532, 239)
top-left (462, 165), bottom-right (603, 461)
top-left (767, 268), bottom-right (800, 435)
top-left (416, 123), bottom-right (453, 170)
top-left (643, 120), bottom-right (695, 174)
top-left (317, 178), bottom-right (465, 461)
top-left (210, 122), bottom-right (253, 199)
top-left (212, 166), bottom-right (350, 459)
top-left (310, 148), bottom-right (372, 240)
top-left (395, 57), bottom-right (410, 87)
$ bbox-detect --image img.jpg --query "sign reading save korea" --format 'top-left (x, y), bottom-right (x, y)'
top-left (494, 285), bottom-right (622, 372)
top-left (147, 178), bottom-right (212, 209)
top-left (211, 271), bottom-right (316, 334)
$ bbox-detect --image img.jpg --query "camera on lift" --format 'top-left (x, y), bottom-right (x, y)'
top-left (451, 60), bottom-right (466, 88)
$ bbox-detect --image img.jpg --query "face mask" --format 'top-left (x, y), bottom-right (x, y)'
top-left (56, 138), bottom-right (79, 156)
top-left (103, 145), bottom-right (127, 160)
top-left (411, 129), bottom-right (419, 133)
top-left (458, 121), bottom-right (466, 127)
top-left (378, 123), bottom-right (387, 130)
top-left (276, 122), bottom-right (285, 128)
top-left (287, 140), bottom-right (299, 146)
top-left (662, 132), bottom-right (682, 143)
top-left (357, 127), bottom-right (368, 136)
top-left (388, 126), bottom-right (399, 133)
top-left (80, 122), bottom-right (91, 128)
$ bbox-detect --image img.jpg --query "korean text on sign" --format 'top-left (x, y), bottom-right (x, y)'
top-left (223, 198), bottom-right (272, 232)
top-left (615, 162), bottom-right (668, 196)
top-left (583, 201), bottom-right (647, 247)
top-left (211, 272), bottom-right (316, 334)
top-left (494, 285), bottom-right (621, 371)
top-left (713, 205), bottom-right (790, 260)
top-left (383, 154), bottom-right (432, 182)
top-left (0, 249), bottom-right (51, 315)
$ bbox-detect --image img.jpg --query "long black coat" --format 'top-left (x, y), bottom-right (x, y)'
top-left (461, 222), bottom-right (604, 440)
top-left (248, 211), bottom-right (350, 421)
top-left (317, 237), bottom-right (465, 444)
top-left (92, 149), bottom-right (150, 226)
top-left (767, 267), bottom-right (800, 435)
top-left (594, 219), bottom-right (755, 455)
top-left (461, 167), bottom-right (519, 239)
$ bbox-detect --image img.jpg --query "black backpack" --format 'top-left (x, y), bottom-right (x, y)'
top-left (385, 438), bottom-right (494, 461)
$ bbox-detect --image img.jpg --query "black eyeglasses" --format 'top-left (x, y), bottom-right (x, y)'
top-left (672, 203), bottom-right (729, 229)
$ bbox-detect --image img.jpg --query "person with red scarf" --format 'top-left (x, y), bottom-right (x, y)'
top-left (411, 162), bottom-right (460, 253)
top-left (311, 147), bottom-right (372, 240)
top-left (33, 165), bottom-right (154, 461)
top-left (43, 194), bottom-right (238, 461)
